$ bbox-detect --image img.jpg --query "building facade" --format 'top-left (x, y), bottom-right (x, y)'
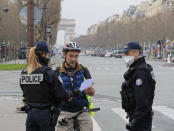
top-left (87, 24), bottom-right (98, 35)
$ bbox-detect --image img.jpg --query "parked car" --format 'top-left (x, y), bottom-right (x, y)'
top-left (91, 53), bottom-right (97, 56)
top-left (105, 52), bottom-right (112, 57)
top-left (99, 52), bottom-right (105, 57)
top-left (111, 53), bottom-right (116, 57)
top-left (18, 48), bottom-right (26, 59)
top-left (115, 53), bottom-right (122, 58)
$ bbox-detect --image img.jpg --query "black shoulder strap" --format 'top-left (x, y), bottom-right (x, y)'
top-left (32, 66), bottom-right (49, 74)
top-left (21, 68), bottom-right (28, 74)
top-left (55, 66), bottom-right (61, 76)
top-left (80, 64), bottom-right (85, 70)
top-left (136, 63), bottom-right (156, 83)
top-left (79, 64), bottom-right (87, 78)
top-left (40, 66), bottom-right (50, 72)
top-left (136, 63), bottom-right (153, 72)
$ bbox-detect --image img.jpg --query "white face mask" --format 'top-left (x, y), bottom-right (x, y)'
top-left (124, 56), bottom-right (135, 67)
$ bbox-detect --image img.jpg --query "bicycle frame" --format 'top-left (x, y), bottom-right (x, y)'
top-left (73, 116), bottom-right (80, 131)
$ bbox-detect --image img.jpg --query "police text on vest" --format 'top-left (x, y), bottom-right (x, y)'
top-left (20, 74), bottom-right (43, 84)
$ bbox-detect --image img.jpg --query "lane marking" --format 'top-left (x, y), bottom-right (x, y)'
top-left (153, 106), bottom-right (174, 120)
top-left (0, 96), bottom-right (20, 101)
top-left (93, 98), bottom-right (117, 104)
top-left (112, 108), bottom-right (155, 128)
top-left (96, 67), bottom-right (102, 70)
top-left (92, 117), bottom-right (102, 131)
top-left (112, 108), bottom-right (128, 123)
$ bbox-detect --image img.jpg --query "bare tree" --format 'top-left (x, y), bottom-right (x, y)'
top-left (74, 11), bottom-right (174, 50)
top-left (0, 0), bottom-right (61, 61)
top-left (16, 0), bottom-right (61, 44)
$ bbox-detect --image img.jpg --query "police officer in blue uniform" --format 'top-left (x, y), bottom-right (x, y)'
top-left (20, 41), bottom-right (73, 131)
top-left (120, 42), bottom-right (156, 131)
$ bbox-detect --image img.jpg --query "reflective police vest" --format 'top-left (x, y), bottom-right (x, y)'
top-left (58, 65), bottom-right (95, 116)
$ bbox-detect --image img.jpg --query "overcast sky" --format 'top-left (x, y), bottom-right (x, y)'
top-left (61, 0), bottom-right (147, 35)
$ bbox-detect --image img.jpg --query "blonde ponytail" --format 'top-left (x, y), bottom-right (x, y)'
top-left (27, 46), bottom-right (41, 74)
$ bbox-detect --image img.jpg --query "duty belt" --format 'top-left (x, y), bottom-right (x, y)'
top-left (28, 105), bottom-right (51, 111)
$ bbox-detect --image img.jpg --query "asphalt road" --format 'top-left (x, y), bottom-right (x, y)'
top-left (0, 56), bottom-right (174, 131)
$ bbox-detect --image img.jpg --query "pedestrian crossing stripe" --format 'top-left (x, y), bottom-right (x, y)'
top-left (112, 108), bottom-right (156, 128)
top-left (153, 106), bottom-right (174, 120)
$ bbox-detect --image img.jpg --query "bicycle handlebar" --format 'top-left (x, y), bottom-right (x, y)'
top-left (58, 107), bottom-right (100, 126)
top-left (88, 108), bottom-right (100, 112)
top-left (77, 107), bottom-right (100, 117)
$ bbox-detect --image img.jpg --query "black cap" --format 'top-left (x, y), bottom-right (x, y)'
top-left (119, 41), bottom-right (142, 53)
top-left (35, 41), bottom-right (49, 53)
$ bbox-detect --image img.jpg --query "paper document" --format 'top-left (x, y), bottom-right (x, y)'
top-left (79, 79), bottom-right (94, 92)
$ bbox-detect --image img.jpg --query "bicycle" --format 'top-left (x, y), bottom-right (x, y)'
top-left (58, 107), bottom-right (100, 131)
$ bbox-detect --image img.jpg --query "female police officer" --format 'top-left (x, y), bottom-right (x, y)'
top-left (20, 41), bottom-right (72, 131)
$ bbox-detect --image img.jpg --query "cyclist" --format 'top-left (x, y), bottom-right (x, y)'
top-left (55, 42), bottom-right (95, 131)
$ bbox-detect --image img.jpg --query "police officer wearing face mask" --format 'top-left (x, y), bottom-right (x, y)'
top-left (119, 42), bottom-right (156, 131)
top-left (20, 41), bottom-right (73, 131)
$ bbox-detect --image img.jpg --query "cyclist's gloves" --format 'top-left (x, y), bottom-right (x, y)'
top-left (58, 118), bottom-right (68, 125)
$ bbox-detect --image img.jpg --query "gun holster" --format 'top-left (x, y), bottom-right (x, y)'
top-left (23, 104), bottom-right (30, 113)
top-left (50, 106), bottom-right (60, 126)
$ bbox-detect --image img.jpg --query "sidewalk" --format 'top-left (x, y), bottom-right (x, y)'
top-left (146, 58), bottom-right (174, 67)
top-left (163, 62), bottom-right (174, 67)
top-left (0, 56), bottom-right (59, 69)
top-left (0, 59), bottom-right (26, 64)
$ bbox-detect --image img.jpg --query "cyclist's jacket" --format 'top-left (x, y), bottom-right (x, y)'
top-left (20, 65), bottom-right (71, 108)
top-left (55, 63), bottom-right (92, 112)
top-left (120, 57), bottom-right (156, 121)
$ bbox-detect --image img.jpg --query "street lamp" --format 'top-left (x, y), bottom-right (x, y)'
top-left (0, 7), bottom-right (9, 62)
top-left (47, 24), bottom-right (51, 34)
top-left (46, 24), bottom-right (52, 49)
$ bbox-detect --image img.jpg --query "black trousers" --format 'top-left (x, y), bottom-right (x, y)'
top-left (26, 109), bottom-right (55, 131)
top-left (132, 118), bottom-right (152, 131)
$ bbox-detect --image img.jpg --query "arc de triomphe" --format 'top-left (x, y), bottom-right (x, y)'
top-left (57, 18), bottom-right (76, 44)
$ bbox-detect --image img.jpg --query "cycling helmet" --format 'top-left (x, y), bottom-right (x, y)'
top-left (63, 42), bottom-right (81, 53)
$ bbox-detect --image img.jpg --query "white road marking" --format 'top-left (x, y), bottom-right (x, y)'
top-left (92, 117), bottom-right (102, 131)
top-left (112, 108), bottom-right (128, 123)
top-left (96, 67), bottom-right (102, 70)
top-left (0, 96), bottom-right (20, 101)
top-left (93, 97), bottom-right (117, 104)
top-left (153, 106), bottom-right (174, 120)
top-left (112, 108), bottom-right (155, 128)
